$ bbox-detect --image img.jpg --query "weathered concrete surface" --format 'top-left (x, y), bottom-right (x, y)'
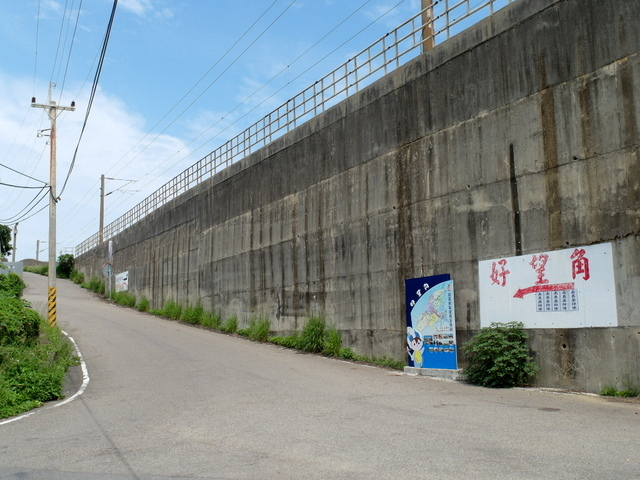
top-left (77, 0), bottom-right (640, 392)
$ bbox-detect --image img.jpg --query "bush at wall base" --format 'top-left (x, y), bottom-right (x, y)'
top-left (463, 321), bottom-right (538, 388)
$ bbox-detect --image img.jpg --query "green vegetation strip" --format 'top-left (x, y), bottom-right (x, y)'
top-left (84, 279), bottom-right (406, 370)
top-left (0, 271), bottom-right (77, 419)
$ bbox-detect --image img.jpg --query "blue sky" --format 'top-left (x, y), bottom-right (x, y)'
top-left (0, 0), bottom-right (508, 261)
top-left (0, 0), bottom-right (423, 260)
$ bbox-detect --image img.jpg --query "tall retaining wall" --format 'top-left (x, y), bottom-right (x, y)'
top-left (77, 0), bottom-right (640, 393)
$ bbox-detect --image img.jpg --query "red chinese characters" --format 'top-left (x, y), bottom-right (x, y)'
top-left (571, 248), bottom-right (590, 281)
top-left (529, 254), bottom-right (549, 285)
top-left (490, 259), bottom-right (510, 287)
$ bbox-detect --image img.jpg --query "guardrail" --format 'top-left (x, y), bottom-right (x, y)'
top-left (76, 0), bottom-right (516, 256)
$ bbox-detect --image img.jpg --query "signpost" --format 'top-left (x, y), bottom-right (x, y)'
top-left (478, 243), bottom-right (617, 328)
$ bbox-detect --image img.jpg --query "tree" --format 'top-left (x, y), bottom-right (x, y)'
top-left (56, 254), bottom-right (74, 279)
top-left (0, 225), bottom-right (12, 260)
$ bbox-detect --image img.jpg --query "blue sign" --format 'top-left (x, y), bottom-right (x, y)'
top-left (405, 274), bottom-right (458, 370)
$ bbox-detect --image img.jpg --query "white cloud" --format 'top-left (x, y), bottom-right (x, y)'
top-left (0, 74), bottom-right (191, 258)
top-left (118, 0), bottom-right (174, 19)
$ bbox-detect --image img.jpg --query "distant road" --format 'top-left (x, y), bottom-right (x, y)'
top-left (1, 273), bottom-right (638, 479)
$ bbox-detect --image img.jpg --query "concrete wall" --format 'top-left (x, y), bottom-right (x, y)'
top-left (77, 0), bottom-right (640, 393)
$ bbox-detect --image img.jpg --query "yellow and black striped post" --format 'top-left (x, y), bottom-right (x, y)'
top-left (48, 286), bottom-right (57, 326)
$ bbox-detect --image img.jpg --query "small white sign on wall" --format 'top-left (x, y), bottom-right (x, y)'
top-left (478, 243), bottom-right (617, 328)
top-left (115, 271), bottom-right (129, 293)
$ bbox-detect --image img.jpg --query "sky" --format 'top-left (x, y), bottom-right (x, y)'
top-left (0, 0), bottom-right (428, 261)
top-left (0, 0), bottom-right (506, 262)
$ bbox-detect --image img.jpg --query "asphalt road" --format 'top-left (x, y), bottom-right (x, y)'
top-left (0, 273), bottom-right (638, 479)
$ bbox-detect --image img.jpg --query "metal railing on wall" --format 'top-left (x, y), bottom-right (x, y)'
top-left (76, 0), bottom-right (516, 256)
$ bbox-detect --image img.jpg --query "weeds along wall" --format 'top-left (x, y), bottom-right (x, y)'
top-left (77, 0), bottom-right (640, 393)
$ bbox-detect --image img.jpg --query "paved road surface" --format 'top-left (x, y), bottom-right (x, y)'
top-left (0, 273), bottom-right (638, 479)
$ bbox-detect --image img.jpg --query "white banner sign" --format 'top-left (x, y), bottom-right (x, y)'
top-left (115, 271), bottom-right (129, 293)
top-left (478, 243), bottom-right (617, 328)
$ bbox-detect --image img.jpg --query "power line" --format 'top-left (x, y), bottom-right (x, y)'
top-left (107, 0), bottom-right (282, 178)
top-left (0, 182), bottom-right (46, 189)
top-left (58, 0), bottom-right (84, 100)
top-left (124, 0), bottom-right (405, 195)
top-left (111, 0), bottom-right (300, 182)
top-left (0, 187), bottom-right (49, 224)
top-left (0, 162), bottom-right (48, 185)
top-left (100, 0), bottom-right (407, 224)
top-left (58, 0), bottom-right (119, 198)
top-left (60, 0), bottom-right (285, 229)
top-left (62, 1), bottom-right (408, 241)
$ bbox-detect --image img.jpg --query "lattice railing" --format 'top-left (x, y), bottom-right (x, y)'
top-left (76, 0), bottom-right (517, 256)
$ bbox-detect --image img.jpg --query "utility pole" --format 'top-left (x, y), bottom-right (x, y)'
top-left (421, 0), bottom-right (435, 52)
top-left (31, 83), bottom-right (75, 326)
top-left (11, 223), bottom-right (18, 262)
top-left (100, 174), bottom-right (105, 244)
top-left (100, 174), bottom-right (136, 244)
top-left (36, 240), bottom-right (48, 262)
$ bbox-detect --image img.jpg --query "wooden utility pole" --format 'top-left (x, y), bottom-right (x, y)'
top-left (31, 83), bottom-right (75, 326)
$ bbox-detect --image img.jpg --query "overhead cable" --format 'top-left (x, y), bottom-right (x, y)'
top-left (104, 0), bottom-right (403, 218)
top-left (108, 0), bottom-right (283, 178)
top-left (0, 163), bottom-right (48, 185)
top-left (0, 187), bottom-right (49, 224)
top-left (142, 0), bottom-right (406, 187)
top-left (61, 0), bottom-right (284, 227)
top-left (59, 0), bottom-right (85, 100)
top-left (58, 0), bottom-right (118, 198)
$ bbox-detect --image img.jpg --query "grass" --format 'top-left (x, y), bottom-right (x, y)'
top-left (83, 276), bottom-right (105, 295)
top-left (23, 265), bottom-right (48, 276)
top-left (73, 283), bottom-right (406, 372)
top-left (0, 319), bottom-right (77, 419)
top-left (220, 315), bottom-right (238, 334)
top-left (181, 304), bottom-right (206, 325)
top-left (201, 311), bottom-right (222, 329)
top-left (136, 297), bottom-right (150, 312)
top-left (269, 332), bottom-right (299, 349)
top-left (601, 385), bottom-right (640, 398)
top-left (238, 317), bottom-right (270, 342)
top-left (110, 291), bottom-right (137, 308)
top-left (161, 300), bottom-right (182, 320)
top-left (297, 317), bottom-right (327, 353)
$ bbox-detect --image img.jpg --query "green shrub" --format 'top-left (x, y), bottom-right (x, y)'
top-left (181, 304), bottom-right (205, 325)
top-left (297, 317), bottom-right (326, 353)
top-left (0, 272), bottom-right (25, 297)
top-left (201, 311), bottom-right (222, 329)
top-left (322, 326), bottom-right (342, 356)
top-left (162, 300), bottom-right (182, 320)
top-left (136, 296), bottom-right (150, 312)
top-left (84, 276), bottom-right (105, 294)
top-left (0, 318), bottom-right (76, 419)
top-left (110, 291), bottom-right (136, 308)
top-left (0, 295), bottom-right (40, 346)
top-left (56, 254), bottom-right (74, 279)
top-left (245, 317), bottom-right (270, 342)
top-left (463, 321), bottom-right (538, 388)
top-left (339, 347), bottom-right (356, 360)
top-left (220, 315), bottom-right (238, 334)
top-left (69, 270), bottom-right (85, 285)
